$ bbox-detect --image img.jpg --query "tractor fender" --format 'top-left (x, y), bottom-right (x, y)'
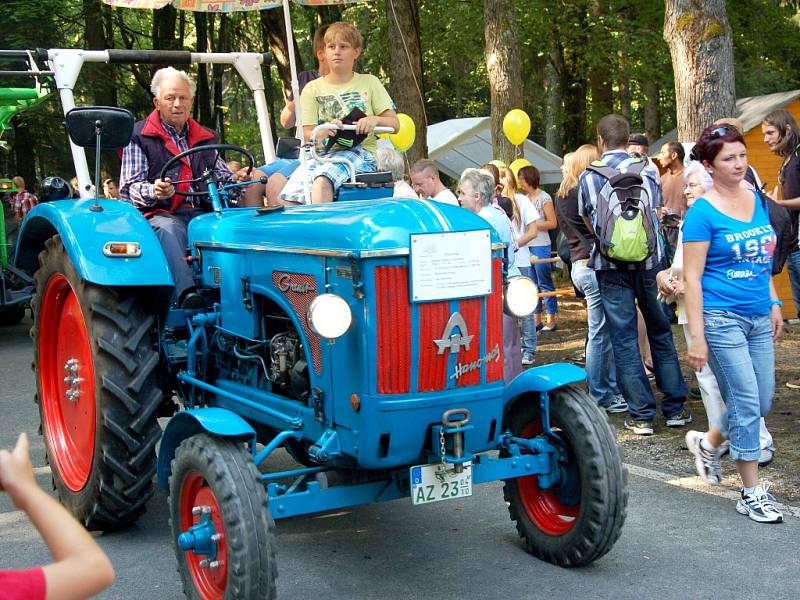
top-left (14, 199), bottom-right (173, 287)
top-left (503, 362), bottom-right (586, 405)
top-left (157, 407), bottom-right (257, 490)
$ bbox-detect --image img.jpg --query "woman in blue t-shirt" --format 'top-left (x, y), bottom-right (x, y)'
top-left (682, 125), bottom-right (784, 524)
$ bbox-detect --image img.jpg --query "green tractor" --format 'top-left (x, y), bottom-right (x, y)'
top-left (0, 81), bottom-right (51, 325)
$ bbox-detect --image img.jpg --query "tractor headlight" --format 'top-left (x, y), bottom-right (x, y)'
top-left (504, 276), bottom-right (538, 317)
top-left (307, 294), bottom-right (352, 339)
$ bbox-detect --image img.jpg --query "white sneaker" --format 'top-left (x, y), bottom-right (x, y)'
top-left (736, 482), bottom-right (783, 523)
top-left (685, 430), bottom-right (721, 485)
top-left (521, 353), bottom-right (534, 366)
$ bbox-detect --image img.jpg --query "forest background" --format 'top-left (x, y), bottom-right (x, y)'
top-left (2, 0), bottom-right (800, 187)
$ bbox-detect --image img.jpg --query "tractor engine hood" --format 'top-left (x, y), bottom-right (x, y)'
top-left (189, 198), bottom-right (502, 256)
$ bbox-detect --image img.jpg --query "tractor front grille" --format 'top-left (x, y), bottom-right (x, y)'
top-left (374, 260), bottom-right (503, 394)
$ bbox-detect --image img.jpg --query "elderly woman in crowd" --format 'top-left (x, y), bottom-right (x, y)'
top-left (459, 168), bottom-right (522, 381)
top-left (377, 147), bottom-right (417, 198)
top-left (682, 125), bottom-right (783, 523)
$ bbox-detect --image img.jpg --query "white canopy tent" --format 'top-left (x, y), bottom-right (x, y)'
top-left (425, 117), bottom-right (563, 185)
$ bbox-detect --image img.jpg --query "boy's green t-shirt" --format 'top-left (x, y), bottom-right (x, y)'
top-left (300, 72), bottom-right (395, 157)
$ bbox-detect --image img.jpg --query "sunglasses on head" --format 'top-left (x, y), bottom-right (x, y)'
top-left (710, 124), bottom-right (740, 139)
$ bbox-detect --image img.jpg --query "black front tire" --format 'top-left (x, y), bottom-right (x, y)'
top-left (170, 433), bottom-right (277, 600)
top-left (503, 385), bottom-right (628, 566)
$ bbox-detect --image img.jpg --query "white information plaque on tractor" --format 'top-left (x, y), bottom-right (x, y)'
top-left (410, 231), bottom-right (492, 302)
top-left (410, 462), bottom-right (473, 506)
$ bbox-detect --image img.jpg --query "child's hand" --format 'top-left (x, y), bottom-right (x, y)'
top-left (355, 116), bottom-right (379, 134)
top-left (355, 116), bottom-right (379, 135)
top-left (0, 433), bottom-right (38, 506)
top-left (317, 119), bottom-right (342, 141)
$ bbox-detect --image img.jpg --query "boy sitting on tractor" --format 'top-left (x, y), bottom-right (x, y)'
top-left (277, 22), bottom-right (399, 204)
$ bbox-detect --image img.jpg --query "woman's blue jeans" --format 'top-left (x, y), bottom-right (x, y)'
top-left (530, 245), bottom-right (557, 315)
top-left (518, 266), bottom-right (537, 355)
top-left (571, 260), bottom-right (620, 406)
top-left (704, 310), bottom-right (774, 462)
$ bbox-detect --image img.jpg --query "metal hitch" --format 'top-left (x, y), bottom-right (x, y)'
top-left (441, 408), bottom-right (471, 474)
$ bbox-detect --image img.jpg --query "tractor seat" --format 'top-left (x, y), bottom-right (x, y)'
top-left (354, 171), bottom-right (393, 185)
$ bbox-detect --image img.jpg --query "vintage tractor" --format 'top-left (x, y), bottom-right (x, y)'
top-left (12, 46), bottom-right (627, 600)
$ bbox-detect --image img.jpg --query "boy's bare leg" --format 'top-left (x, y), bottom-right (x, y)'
top-left (238, 168), bottom-right (267, 207)
top-left (312, 176), bottom-right (334, 203)
top-left (265, 174), bottom-right (289, 206)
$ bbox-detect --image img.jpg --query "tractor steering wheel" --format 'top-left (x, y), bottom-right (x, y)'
top-left (158, 143), bottom-right (255, 198)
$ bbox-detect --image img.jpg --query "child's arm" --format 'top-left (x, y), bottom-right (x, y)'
top-left (0, 433), bottom-right (115, 600)
top-left (354, 109), bottom-right (399, 135)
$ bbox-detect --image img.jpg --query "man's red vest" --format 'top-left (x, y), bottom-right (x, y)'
top-left (130, 110), bottom-right (218, 213)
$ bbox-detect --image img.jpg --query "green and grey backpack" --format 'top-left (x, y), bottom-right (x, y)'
top-left (586, 159), bottom-right (657, 264)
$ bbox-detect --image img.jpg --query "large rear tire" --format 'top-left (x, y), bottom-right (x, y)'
top-left (32, 235), bottom-right (162, 530)
top-left (170, 433), bottom-right (277, 600)
top-left (503, 385), bottom-right (628, 566)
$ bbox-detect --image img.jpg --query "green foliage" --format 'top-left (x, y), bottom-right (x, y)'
top-left (2, 0), bottom-right (800, 180)
top-left (728, 0), bottom-right (800, 98)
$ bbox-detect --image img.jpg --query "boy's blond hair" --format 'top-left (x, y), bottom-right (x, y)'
top-left (12, 176), bottom-right (24, 189)
top-left (324, 22), bottom-right (363, 51)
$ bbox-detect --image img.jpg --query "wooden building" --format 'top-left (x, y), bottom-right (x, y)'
top-left (653, 90), bottom-right (800, 316)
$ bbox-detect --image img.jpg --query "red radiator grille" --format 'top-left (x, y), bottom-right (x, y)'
top-left (455, 297), bottom-right (482, 387)
top-left (375, 259), bottom-right (503, 393)
top-left (375, 266), bottom-right (411, 394)
top-left (486, 259), bottom-right (504, 382)
top-left (417, 301), bottom-right (450, 391)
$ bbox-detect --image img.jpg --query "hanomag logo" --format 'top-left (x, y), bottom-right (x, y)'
top-left (433, 312), bottom-right (474, 355)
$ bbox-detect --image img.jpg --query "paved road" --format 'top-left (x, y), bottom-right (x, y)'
top-left (1, 317), bottom-right (798, 599)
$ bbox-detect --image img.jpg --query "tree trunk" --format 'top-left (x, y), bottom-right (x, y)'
top-left (617, 48), bottom-right (631, 119)
top-left (260, 9), bottom-right (304, 102)
top-left (663, 0), bottom-right (735, 141)
top-left (212, 14), bottom-right (229, 140)
top-left (384, 0), bottom-right (427, 163)
top-left (82, 0), bottom-right (119, 177)
top-left (643, 80), bottom-right (661, 144)
top-left (484, 0), bottom-right (524, 164)
top-left (194, 12), bottom-right (214, 128)
top-left (588, 0), bottom-right (613, 127)
top-left (544, 48), bottom-right (562, 155)
top-left (152, 5), bottom-right (179, 51)
top-left (13, 119), bottom-right (36, 188)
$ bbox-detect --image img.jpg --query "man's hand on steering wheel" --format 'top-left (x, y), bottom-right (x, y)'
top-left (153, 177), bottom-right (175, 200)
top-left (158, 144), bottom-right (256, 198)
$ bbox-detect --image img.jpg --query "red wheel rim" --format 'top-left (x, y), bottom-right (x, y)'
top-left (38, 273), bottom-right (96, 492)
top-left (516, 421), bottom-right (579, 536)
top-left (180, 472), bottom-right (228, 600)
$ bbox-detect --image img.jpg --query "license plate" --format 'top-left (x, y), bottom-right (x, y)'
top-left (410, 462), bottom-right (472, 506)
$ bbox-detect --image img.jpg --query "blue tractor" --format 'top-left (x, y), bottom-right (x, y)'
top-left (13, 48), bottom-right (627, 599)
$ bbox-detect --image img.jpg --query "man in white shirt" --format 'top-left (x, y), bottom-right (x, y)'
top-left (410, 159), bottom-right (458, 205)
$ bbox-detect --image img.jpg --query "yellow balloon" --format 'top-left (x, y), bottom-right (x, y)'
top-left (389, 113), bottom-right (416, 152)
top-left (503, 109), bottom-right (531, 146)
top-left (509, 158), bottom-right (532, 179)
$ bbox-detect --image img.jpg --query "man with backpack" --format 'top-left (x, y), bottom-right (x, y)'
top-left (578, 114), bottom-right (691, 435)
